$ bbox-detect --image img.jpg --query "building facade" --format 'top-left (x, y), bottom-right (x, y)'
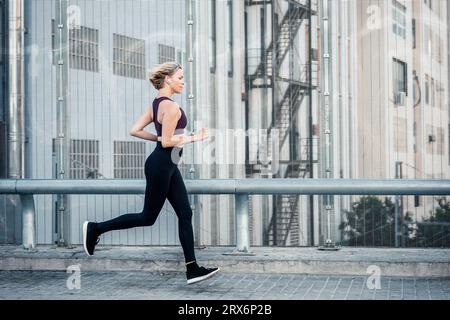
top-left (354, 0), bottom-right (449, 225)
top-left (1, 0), bottom-right (448, 247)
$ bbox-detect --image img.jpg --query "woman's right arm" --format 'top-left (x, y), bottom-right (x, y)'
top-left (129, 107), bottom-right (159, 142)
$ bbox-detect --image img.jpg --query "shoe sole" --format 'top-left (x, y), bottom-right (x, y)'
top-left (82, 221), bottom-right (92, 256)
top-left (187, 268), bottom-right (220, 285)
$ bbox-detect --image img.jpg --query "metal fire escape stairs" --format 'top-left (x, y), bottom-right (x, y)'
top-left (245, 0), bottom-right (317, 246)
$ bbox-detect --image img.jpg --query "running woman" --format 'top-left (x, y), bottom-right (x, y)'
top-left (83, 62), bottom-right (219, 285)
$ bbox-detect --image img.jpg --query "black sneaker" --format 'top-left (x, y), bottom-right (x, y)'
top-left (82, 221), bottom-right (100, 256)
top-left (186, 266), bottom-right (220, 285)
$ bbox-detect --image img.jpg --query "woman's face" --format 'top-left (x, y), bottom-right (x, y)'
top-left (167, 68), bottom-right (184, 94)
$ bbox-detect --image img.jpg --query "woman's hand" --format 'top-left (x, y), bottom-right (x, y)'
top-left (194, 127), bottom-right (209, 142)
top-left (129, 107), bottom-right (156, 141)
top-left (157, 128), bottom-right (209, 144)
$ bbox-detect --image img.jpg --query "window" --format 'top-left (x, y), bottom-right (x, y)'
top-left (311, 48), bottom-right (319, 61)
top-left (431, 77), bottom-right (435, 107)
top-left (437, 81), bottom-right (444, 109)
top-left (426, 126), bottom-right (444, 155)
top-left (113, 141), bottom-right (145, 179)
top-left (209, 0), bottom-right (216, 73)
top-left (158, 44), bottom-right (175, 64)
top-left (436, 127), bottom-right (444, 155)
top-left (424, 0), bottom-right (432, 10)
top-left (113, 34), bottom-right (146, 79)
top-left (70, 139), bottom-right (100, 179)
top-left (392, 0), bottom-right (406, 39)
top-left (425, 74), bottom-right (429, 104)
top-left (412, 18), bottom-right (416, 49)
top-left (69, 26), bottom-right (99, 72)
top-left (393, 58), bottom-right (407, 96)
top-left (426, 124), bottom-right (434, 154)
top-left (51, 19), bottom-right (56, 65)
top-left (412, 71), bottom-right (419, 104)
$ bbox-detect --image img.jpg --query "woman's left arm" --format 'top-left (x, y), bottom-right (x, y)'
top-left (129, 107), bottom-right (159, 142)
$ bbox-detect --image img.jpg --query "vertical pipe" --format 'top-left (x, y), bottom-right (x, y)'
top-left (270, 1), bottom-right (277, 246)
top-left (0, 2), bottom-right (5, 179)
top-left (394, 161), bottom-right (402, 247)
top-left (308, 0), bottom-right (314, 246)
top-left (244, 5), bottom-right (249, 165)
top-left (7, 0), bottom-right (25, 180)
top-left (187, 0), bottom-right (194, 133)
top-left (0, 1), bottom-right (4, 124)
top-left (262, 1), bottom-right (267, 129)
top-left (186, 0), bottom-right (199, 244)
top-left (320, 0), bottom-right (335, 248)
top-left (187, 0), bottom-right (194, 143)
top-left (8, 0), bottom-right (34, 248)
top-left (235, 193), bottom-right (250, 252)
top-left (55, 0), bottom-right (69, 246)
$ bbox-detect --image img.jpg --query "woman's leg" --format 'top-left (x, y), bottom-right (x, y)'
top-left (83, 152), bottom-right (174, 256)
top-left (166, 169), bottom-right (220, 284)
top-left (166, 167), bottom-right (196, 263)
top-left (95, 164), bottom-right (172, 235)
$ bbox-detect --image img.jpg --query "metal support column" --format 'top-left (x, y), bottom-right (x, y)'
top-left (308, 0), bottom-right (315, 246)
top-left (7, 0), bottom-right (25, 181)
top-left (318, 0), bottom-right (338, 251)
top-left (187, 0), bottom-right (200, 246)
top-left (20, 194), bottom-right (35, 249)
top-left (55, 0), bottom-right (70, 247)
top-left (8, 0), bottom-right (34, 249)
top-left (224, 193), bottom-right (254, 255)
top-left (394, 161), bottom-right (403, 248)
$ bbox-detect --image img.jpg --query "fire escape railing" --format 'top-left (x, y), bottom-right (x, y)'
top-left (245, 0), bottom-right (318, 246)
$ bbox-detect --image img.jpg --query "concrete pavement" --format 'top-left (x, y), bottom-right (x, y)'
top-left (0, 270), bottom-right (449, 300)
top-left (1, 245), bottom-right (449, 277)
top-left (0, 245), bottom-right (449, 300)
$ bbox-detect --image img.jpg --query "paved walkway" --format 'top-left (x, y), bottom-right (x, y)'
top-left (1, 245), bottom-right (450, 277)
top-left (0, 270), bottom-right (449, 300)
top-left (1, 245), bottom-right (449, 301)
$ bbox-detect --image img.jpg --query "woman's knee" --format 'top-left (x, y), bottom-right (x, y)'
top-left (179, 209), bottom-right (193, 222)
top-left (140, 211), bottom-right (157, 226)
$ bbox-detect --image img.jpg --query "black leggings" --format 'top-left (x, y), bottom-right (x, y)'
top-left (96, 142), bottom-right (196, 263)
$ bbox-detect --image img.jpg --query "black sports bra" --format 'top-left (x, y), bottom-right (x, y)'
top-left (152, 96), bottom-right (187, 136)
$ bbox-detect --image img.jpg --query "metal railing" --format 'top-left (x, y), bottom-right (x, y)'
top-left (1, 178), bottom-right (450, 251)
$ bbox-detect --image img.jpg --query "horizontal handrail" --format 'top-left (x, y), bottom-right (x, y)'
top-left (1, 178), bottom-right (450, 195)
top-left (2, 178), bottom-right (449, 251)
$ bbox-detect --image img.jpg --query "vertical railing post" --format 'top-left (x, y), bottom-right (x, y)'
top-left (234, 193), bottom-right (251, 253)
top-left (394, 161), bottom-right (403, 248)
top-left (20, 194), bottom-right (36, 250)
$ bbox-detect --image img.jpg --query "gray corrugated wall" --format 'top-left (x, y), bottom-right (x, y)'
top-left (23, 0), bottom-right (186, 245)
top-left (0, 1), bottom-right (9, 242)
top-left (1, 0), bottom-right (22, 244)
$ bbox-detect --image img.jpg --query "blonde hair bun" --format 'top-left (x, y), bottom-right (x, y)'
top-left (149, 62), bottom-right (182, 89)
